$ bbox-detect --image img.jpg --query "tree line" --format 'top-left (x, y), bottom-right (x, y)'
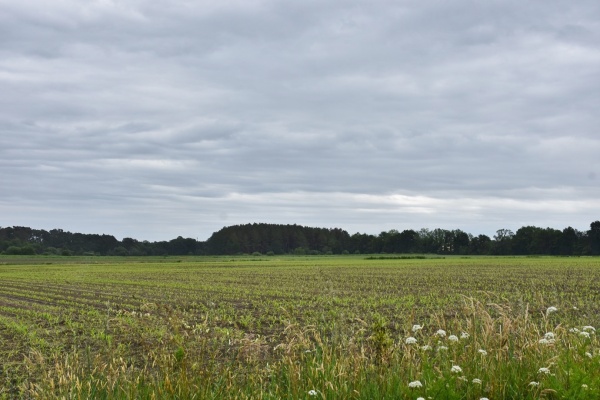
top-left (0, 227), bottom-right (206, 257)
top-left (1, 221), bottom-right (599, 256)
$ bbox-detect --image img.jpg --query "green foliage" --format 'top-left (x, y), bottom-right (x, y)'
top-left (294, 247), bottom-right (307, 255)
top-left (4, 245), bottom-right (35, 255)
top-left (1, 221), bottom-right (599, 256)
top-left (112, 246), bottom-right (128, 256)
top-left (174, 346), bottom-right (185, 363)
top-left (206, 223), bottom-right (351, 255)
top-left (369, 313), bottom-right (394, 364)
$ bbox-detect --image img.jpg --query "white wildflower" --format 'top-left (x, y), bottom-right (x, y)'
top-left (582, 326), bottom-right (596, 332)
top-left (448, 334), bottom-right (459, 342)
top-left (450, 365), bottom-right (462, 374)
top-left (412, 324), bottom-right (423, 332)
top-left (585, 352), bottom-right (593, 358)
top-left (421, 345), bottom-right (432, 351)
top-left (472, 378), bottom-right (482, 384)
top-left (538, 367), bottom-right (550, 375)
top-left (580, 331), bottom-right (591, 338)
top-left (405, 337), bottom-right (418, 344)
top-left (480, 398), bottom-right (490, 400)
top-left (417, 398), bottom-right (425, 400)
top-left (546, 306), bottom-right (558, 315)
top-left (544, 332), bottom-right (555, 340)
top-left (408, 380), bottom-right (423, 388)
top-left (435, 329), bottom-right (447, 337)
top-left (308, 389), bottom-right (318, 396)
top-left (478, 349), bottom-right (488, 356)
top-left (570, 328), bottom-right (580, 333)
top-left (437, 345), bottom-right (448, 351)
top-left (582, 384), bottom-right (589, 390)
top-left (529, 381), bottom-right (540, 387)
top-left (460, 332), bottom-right (469, 339)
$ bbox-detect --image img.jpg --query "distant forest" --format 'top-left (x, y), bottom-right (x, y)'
top-left (1, 222), bottom-right (600, 257)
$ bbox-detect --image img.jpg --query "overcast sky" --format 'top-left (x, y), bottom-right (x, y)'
top-left (1, 0), bottom-right (599, 241)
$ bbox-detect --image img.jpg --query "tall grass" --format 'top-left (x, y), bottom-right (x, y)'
top-left (20, 296), bottom-right (599, 399)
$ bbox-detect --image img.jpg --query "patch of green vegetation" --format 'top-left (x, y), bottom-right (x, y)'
top-left (0, 255), bottom-right (599, 398)
top-left (364, 255), bottom-right (445, 260)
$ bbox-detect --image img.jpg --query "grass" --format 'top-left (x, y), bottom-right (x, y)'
top-left (0, 255), bottom-right (599, 398)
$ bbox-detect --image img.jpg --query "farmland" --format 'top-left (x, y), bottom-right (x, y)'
top-left (1, 255), bottom-right (599, 399)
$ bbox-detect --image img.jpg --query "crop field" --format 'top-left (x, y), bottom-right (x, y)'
top-left (0, 255), bottom-right (599, 399)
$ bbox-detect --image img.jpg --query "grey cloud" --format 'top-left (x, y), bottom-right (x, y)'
top-left (1, 0), bottom-right (599, 240)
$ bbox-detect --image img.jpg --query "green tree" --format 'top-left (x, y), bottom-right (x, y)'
top-left (469, 234), bottom-right (492, 255)
top-left (588, 221), bottom-right (600, 255)
top-left (398, 229), bottom-right (418, 253)
top-left (493, 229), bottom-right (514, 255)
top-left (452, 229), bottom-right (471, 254)
top-left (559, 227), bottom-right (580, 255)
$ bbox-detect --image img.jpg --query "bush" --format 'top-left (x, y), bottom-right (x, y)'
top-left (45, 247), bottom-right (59, 255)
top-left (294, 247), bottom-right (306, 255)
top-left (4, 245), bottom-right (35, 255)
top-left (112, 247), bottom-right (128, 256)
top-left (4, 246), bottom-right (22, 255)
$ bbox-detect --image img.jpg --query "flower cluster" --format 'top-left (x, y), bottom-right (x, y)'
top-left (538, 367), bottom-right (551, 375)
top-left (582, 326), bottom-right (596, 332)
top-left (569, 325), bottom-right (596, 338)
top-left (537, 331), bottom-right (557, 345)
top-left (450, 365), bottom-right (463, 374)
top-left (405, 336), bottom-right (418, 345)
top-left (546, 306), bottom-right (558, 315)
top-left (408, 380), bottom-right (423, 388)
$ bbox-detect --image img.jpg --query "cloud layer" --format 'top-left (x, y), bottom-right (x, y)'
top-left (1, 0), bottom-right (599, 240)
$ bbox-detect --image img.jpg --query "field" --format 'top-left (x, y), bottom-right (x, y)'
top-left (1, 255), bottom-right (599, 399)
